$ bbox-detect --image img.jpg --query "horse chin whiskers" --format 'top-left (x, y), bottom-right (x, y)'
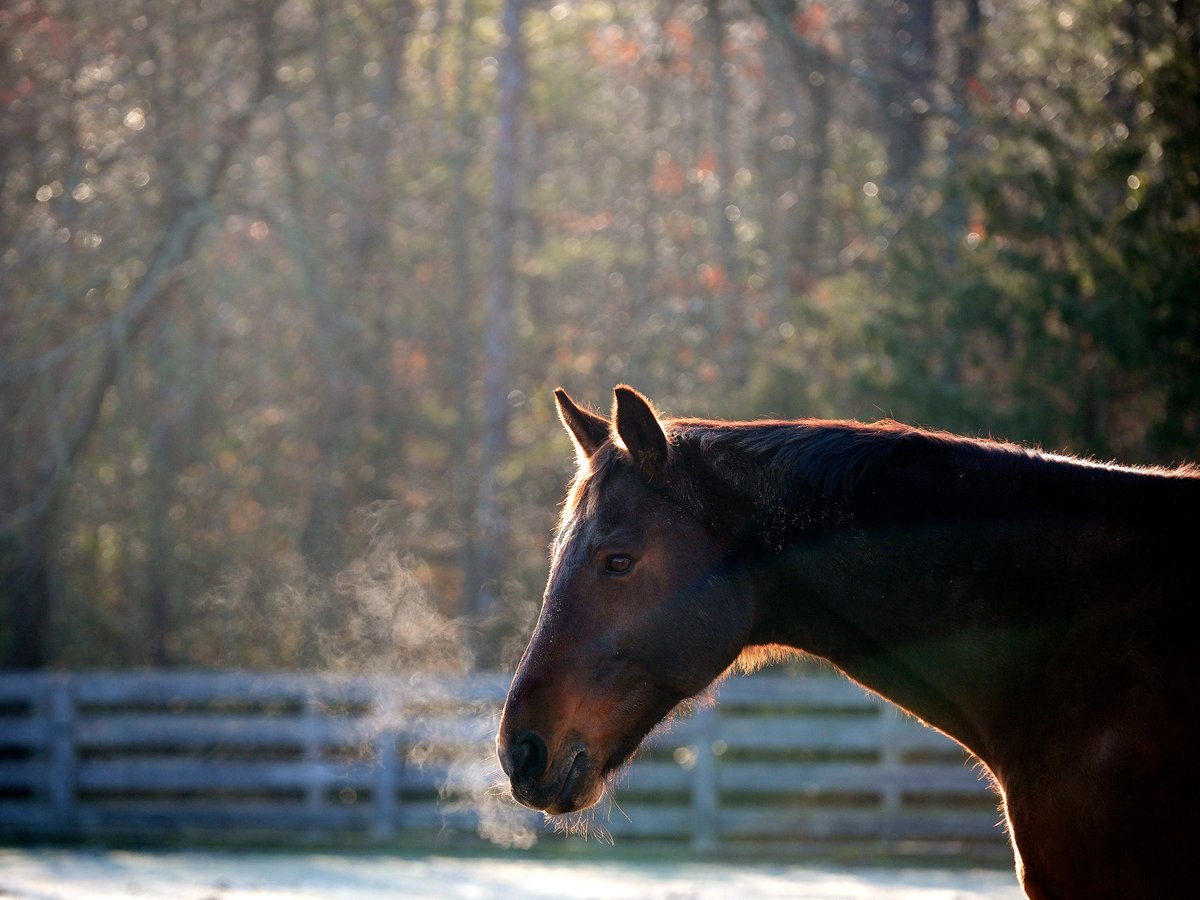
top-left (545, 768), bottom-right (633, 845)
top-left (547, 804), bottom-right (614, 844)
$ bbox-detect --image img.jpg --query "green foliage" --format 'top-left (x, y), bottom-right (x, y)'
top-left (876, 0), bottom-right (1199, 459)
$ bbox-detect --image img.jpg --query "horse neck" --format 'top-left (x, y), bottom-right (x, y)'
top-left (689, 424), bottom-right (1197, 764)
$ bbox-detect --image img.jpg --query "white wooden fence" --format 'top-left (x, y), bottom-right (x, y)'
top-left (0, 671), bottom-right (1008, 857)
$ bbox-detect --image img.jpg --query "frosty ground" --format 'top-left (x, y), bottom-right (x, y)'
top-left (0, 848), bottom-right (1023, 899)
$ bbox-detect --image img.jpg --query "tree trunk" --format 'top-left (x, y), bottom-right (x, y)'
top-left (704, 0), bottom-right (747, 383)
top-left (464, 0), bottom-right (526, 655)
top-left (943, 0), bottom-right (982, 244)
top-left (631, 0), bottom-right (670, 312)
top-left (877, 0), bottom-right (936, 199)
top-left (448, 0), bottom-right (480, 627)
top-left (145, 419), bottom-right (174, 668)
top-left (0, 538), bottom-right (53, 669)
top-left (298, 0), bottom-right (413, 580)
top-left (754, 0), bottom-right (831, 295)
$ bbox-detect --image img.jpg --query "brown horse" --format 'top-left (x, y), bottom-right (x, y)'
top-left (497, 385), bottom-right (1198, 899)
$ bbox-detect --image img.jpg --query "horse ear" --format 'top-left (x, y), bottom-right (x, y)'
top-left (613, 385), bottom-right (670, 476)
top-left (555, 388), bottom-right (610, 462)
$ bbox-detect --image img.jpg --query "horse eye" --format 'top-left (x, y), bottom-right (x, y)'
top-left (605, 555), bottom-right (634, 574)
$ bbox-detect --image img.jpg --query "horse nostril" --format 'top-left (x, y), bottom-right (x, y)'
top-left (508, 730), bottom-right (548, 782)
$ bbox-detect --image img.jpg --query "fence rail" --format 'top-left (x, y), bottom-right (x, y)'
top-left (0, 670), bottom-right (1008, 856)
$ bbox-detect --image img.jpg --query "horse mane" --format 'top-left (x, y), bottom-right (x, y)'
top-left (669, 417), bottom-right (950, 499)
top-left (669, 416), bottom-right (1198, 502)
top-left (559, 414), bottom-right (1199, 542)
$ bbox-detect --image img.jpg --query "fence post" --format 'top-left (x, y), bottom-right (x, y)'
top-left (302, 690), bottom-right (324, 832)
top-left (690, 704), bottom-right (719, 853)
top-left (373, 685), bottom-right (398, 841)
top-left (878, 704), bottom-right (905, 842)
top-left (48, 674), bottom-right (77, 834)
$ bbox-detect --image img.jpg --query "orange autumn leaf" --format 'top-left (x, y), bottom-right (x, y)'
top-left (699, 263), bottom-right (732, 292)
top-left (793, 3), bottom-right (829, 39)
top-left (651, 154), bottom-right (686, 195)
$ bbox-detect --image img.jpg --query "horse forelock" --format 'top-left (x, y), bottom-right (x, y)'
top-left (556, 442), bottom-right (621, 549)
top-left (559, 448), bottom-right (614, 518)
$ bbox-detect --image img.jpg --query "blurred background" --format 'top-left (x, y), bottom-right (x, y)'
top-left (2, 0), bottom-right (1197, 879)
top-left (2, 0), bottom-right (1198, 678)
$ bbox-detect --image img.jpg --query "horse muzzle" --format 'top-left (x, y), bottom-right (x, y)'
top-left (498, 730), bottom-right (602, 815)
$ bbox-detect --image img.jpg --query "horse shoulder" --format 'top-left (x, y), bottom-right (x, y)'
top-left (1000, 688), bottom-right (1198, 899)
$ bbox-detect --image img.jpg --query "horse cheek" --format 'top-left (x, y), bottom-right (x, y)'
top-left (642, 572), bottom-right (751, 697)
top-left (692, 573), bottom-right (754, 677)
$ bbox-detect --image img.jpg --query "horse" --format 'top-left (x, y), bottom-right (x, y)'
top-left (496, 385), bottom-right (1198, 899)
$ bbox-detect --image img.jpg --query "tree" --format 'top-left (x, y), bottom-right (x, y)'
top-left (0, 0), bottom-right (283, 667)
top-left (464, 0), bottom-right (527, 659)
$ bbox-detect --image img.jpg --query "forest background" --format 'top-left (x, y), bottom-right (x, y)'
top-left (2, 0), bottom-right (1197, 672)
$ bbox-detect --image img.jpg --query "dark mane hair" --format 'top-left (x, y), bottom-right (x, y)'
top-left (561, 415), bottom-right (1199, 544)
top-left (668, 418), bottom-right (970, 500)
top-left (673, 417), bottom-right (1197, 495)
top-left (719, 420), bottom-right (913, 494)
top-left (663, 418), bottom-right (1199, 539)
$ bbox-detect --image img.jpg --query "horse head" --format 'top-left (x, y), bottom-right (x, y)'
top-left (496, 386), bottom-right (754, 814)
